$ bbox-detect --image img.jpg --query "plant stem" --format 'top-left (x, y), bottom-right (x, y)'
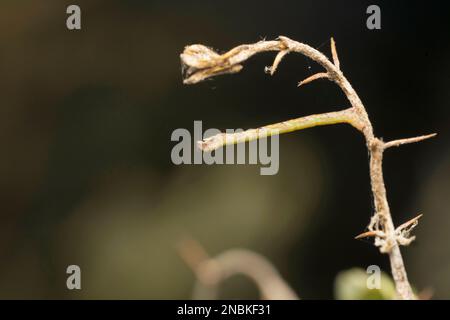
top-left (180, 36), bottom-right (436, 299)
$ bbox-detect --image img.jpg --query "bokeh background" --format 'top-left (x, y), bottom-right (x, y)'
top-left (0, 0), bottom-right (449, 299)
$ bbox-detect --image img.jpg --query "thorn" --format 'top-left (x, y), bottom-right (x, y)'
top-left (395, 214), bottom-right (423, 234)
top-left (297, 72), bottom-right (328, 87)
top-left (330, 37), bottom-right (340, 69)
top-left (395, 214), bottom-right (423, 247)
top-left (383, 133), bottom-right (437, 150)
top-left (355, 230), bottom-right (382, 240)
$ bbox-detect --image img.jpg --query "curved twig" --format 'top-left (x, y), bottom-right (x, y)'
top-left (177, 238), bottom-right (298, 300)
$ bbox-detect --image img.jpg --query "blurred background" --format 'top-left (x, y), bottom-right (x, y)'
top-left (0, 0), bottom-right (449, 299)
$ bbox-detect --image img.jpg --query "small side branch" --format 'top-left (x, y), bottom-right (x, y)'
top-left (330, 37), bottom-right (340, 69)
top-left (198, 108), bottom-right (360, 152)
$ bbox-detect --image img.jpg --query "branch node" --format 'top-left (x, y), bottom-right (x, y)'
top-left (354, 230), bottom-right (385, 240)
top-left (277, 36), bottom-right (294, 49)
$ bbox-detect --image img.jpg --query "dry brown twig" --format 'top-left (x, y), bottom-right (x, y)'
top-left (180, 36), bottom-right (437, 300)
top-left (177, 238), bottom-right (299, 300)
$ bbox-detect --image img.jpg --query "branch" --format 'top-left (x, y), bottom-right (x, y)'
top-left (198, 108), bottom-right (359, 152)
top-left (180, 36), bottom-right (437, 300)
